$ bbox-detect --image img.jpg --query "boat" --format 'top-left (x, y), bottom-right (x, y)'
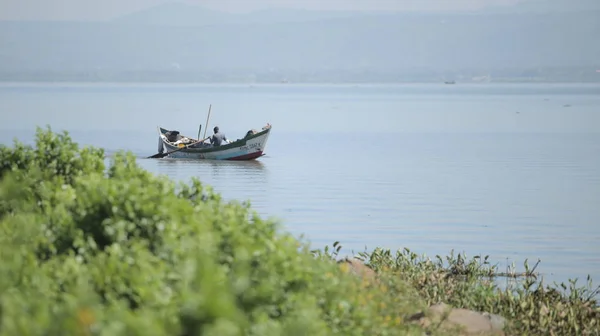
top-left (155, 123), bottom-right (272, 160)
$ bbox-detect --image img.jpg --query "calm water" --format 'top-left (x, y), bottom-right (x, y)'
top-left (1, 82), bottom-right (599, 288)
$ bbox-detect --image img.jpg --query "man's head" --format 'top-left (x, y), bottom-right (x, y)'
top-left (213, 126), bottom-right (219, 133)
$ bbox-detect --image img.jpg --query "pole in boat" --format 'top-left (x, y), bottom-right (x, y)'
top-left (202, 104), bottom-right (212, 140)
top-left (197, 124), bottom-right (202, 141)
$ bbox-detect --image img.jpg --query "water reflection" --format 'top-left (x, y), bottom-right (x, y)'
top-left (154, 158), bottom-right (266, 173)
top-left (146, 158), bottom-right (269, 188)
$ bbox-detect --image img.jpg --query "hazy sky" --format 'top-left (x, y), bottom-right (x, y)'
top-left (0, 0), bottom-right (524, 20)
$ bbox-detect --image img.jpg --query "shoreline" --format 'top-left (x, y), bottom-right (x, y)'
top-left (1, 79), bottom-right (600, 85)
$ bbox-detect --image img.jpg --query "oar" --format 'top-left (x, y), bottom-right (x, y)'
top-left (202, 104), bottom-right (212, 139)
top-left (148, 137), bottom-right (209, 159)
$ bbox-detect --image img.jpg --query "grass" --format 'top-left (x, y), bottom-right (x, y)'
top-left (317, 242), bottom-right (600, 335)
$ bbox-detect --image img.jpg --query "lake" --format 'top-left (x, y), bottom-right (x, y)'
top-left (1, 82), bottom-right (599, 288)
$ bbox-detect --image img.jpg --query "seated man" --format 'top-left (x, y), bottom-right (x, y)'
top-left (209, 126), bottom-right (230, 146)
top-left (165, 130), bottom-right (180, 143)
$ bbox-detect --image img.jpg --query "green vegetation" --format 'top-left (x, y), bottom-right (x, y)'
top-left (0, 127), bottom-right (598, 336)
top-left (354, 248), bottom-right (599, 335)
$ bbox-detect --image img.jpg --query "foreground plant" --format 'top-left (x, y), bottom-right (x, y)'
top-left (0, 126), bottom-right (444, 336)
top-left (1, 126), bottom-right (598, 336)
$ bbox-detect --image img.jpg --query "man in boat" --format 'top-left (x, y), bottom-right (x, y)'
top-left (165, 130), bottom-right (180, 143)
top-left (209, 126), bottom-right (230, 147)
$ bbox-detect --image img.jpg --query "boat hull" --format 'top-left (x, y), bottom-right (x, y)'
top-left (158, 125), bottom-right (271, 161)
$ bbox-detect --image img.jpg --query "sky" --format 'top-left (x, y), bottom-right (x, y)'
top-left (0, 0), bottom-right (525, 21)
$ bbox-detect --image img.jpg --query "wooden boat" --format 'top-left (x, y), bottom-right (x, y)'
top-left (156, 123), bottom-right (272, 160)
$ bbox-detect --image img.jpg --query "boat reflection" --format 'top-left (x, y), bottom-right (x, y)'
top-left (152, 157), bottom-right (268, 180)
top-left (155, 157), bottom-right (266, 171)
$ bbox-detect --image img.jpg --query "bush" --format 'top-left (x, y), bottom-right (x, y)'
top-left (0, 127), bottom-right (433, 336)
top-left (2, 126), bottom-right (597, 336)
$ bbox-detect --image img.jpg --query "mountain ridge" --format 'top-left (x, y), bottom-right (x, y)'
top-left (0, 2), bottom-right (598, 83)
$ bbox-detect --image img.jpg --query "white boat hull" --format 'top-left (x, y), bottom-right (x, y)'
top-left (158, 125), bottom-right (271, 161)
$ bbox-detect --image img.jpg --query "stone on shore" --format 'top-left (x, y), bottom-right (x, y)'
top-left (337, 258), bottom-right (377, 282)
top-left (410, 303), bottom-right (507, 335)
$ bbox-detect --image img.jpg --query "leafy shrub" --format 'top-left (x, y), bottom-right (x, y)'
top-left (3, 126), bottom-right (597, 336)
top-left (0, 127), bottom-right (435, 336)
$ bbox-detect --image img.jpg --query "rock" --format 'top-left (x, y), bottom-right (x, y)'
top-left (337, 258), bottom-right (377, 282)
top-left (409, 303), bottom-right (506, 336)
top-left (482, 312), bottom-right (507, 332)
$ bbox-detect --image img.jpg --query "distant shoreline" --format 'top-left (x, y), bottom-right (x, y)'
top-left (1, 79), bottom-right (600, 85)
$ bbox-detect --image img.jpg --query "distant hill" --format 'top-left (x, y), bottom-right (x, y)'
top-left (0, 1), bottom-right (598, 82)
top-left (108, 0), bottom-right (600, 26)
top-left (507, 0), bottom-right (600, 13)
top-left (110, 2), bottom-right (231, 26)
top-left (111, 2), bottom-right (384, 26)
